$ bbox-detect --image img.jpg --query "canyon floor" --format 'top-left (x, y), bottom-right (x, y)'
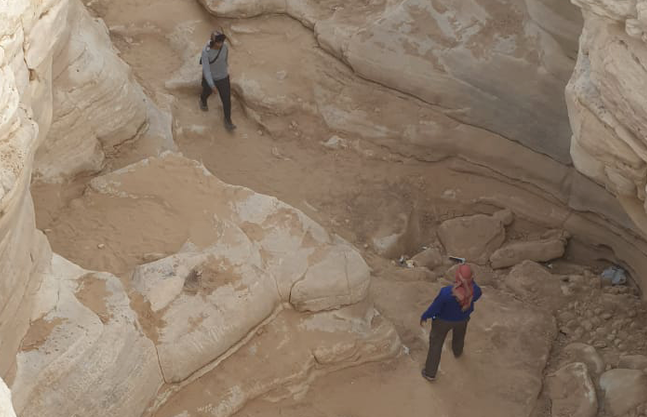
top-left (29, 0), bottom-right (647, 416)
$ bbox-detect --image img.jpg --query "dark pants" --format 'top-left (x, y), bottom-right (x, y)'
top-left (201, 76), bottom-right (232, 123)
top-left (424, 318), bottom-right (469, 378)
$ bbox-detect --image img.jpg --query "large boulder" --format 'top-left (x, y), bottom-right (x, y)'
top-left (504, 261), bottom-right (567, 310)
top-left (599, 369), bottom-right (647, 417)
top-left (560, 343), bottom-right (606, 375)
top-left (200, 0), bottom-right (581, 163)
top-left (11, 255), bottom-right (164, 417)
top-left (546, 362), bottom-right (597, 417)
top-left (490, 230), bottom-right (569, 269)
top-left (437, 210), bottom-right (512, 264)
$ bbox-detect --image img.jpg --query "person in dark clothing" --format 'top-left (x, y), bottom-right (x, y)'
top-left (419, 264), bottom-right (482, 382)
top-left (200, 31), bottom-right (236, 131)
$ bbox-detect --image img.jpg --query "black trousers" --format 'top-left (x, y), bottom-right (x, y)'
top-left (201, 76), bottom-right (232, 123)
top-left (424, 318), bottom-right (469, 378)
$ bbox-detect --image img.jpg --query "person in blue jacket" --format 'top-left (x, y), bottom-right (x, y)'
top-left (420, 264), bottom-right (482, 381)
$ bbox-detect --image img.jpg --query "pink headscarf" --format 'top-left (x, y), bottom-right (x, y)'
top-left (452, 264), bottom-right (474, 312)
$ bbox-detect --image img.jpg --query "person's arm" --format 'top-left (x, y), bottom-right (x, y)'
top-left (473, 283), bottom-right (483, 303)
top-left (420, 289), bottom-right (445, 324)
top-left (202, 48), bottom-right (215, 89)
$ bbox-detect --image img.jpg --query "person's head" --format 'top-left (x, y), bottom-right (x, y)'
top-left (455, 264), bottom-right (473, 283)
top-left (210, 31), bottom-right (227, 48)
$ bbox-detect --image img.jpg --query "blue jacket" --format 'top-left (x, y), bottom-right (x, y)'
top-left (421, 283), bottom-right (482, 322)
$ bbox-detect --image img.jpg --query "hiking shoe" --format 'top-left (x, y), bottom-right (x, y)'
top-left (421, 369), bottom-right (435, 382)
top-left (224, 120), bottom-right (237, 131)
top-left (199, 99), bottom-right (208, 111)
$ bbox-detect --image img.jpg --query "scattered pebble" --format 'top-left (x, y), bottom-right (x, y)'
top-left (97, 243), bottom-right (106, 249)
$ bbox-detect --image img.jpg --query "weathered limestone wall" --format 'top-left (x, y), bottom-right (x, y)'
top-left (567, 0), bottom-right (647, 240)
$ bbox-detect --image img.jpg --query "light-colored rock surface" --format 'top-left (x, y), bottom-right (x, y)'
top-left (546, 362), bottom-right (597, 417)
top-left (0, 378), bottom-right (16, 417)
top-left (599, 369), bottom-right (647, 417)
top-left (45, 152), bottom-right (381, 388)
top-left (490, 230), bottom-right (569, 269)
top-left (437, 211), bottom-right (510, 264)
top-left (89, 152), bottom-right (370, 312)
top-left (0, 0), bottom-right (174, 375)
top-left (153, 305), bottom-right (400, 417)
top-left (165, 12), bottom-right (647, 295)
top-left (567, 0), bottom-right (647, 245)
top-left (11, 254), bottom-right (164, 417)
top-left (561, 343), bottom-right (606, 375)
top-left (200, 0), bottom-right (581, 163)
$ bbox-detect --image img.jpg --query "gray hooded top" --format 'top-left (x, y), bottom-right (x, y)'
top-left (201, 42), bottom-right (229, 88)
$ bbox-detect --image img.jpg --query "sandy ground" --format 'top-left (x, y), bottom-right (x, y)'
top-left (28, 0), bottom-right (646, 416)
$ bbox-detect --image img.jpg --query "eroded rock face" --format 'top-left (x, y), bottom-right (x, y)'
top-left (567, 0), bottom-right (647, 242)
top-left (0, 0), bottom-right (175, 382)
top-left (200, 0), bottom-right (581, 163)
top-left (0, 378), bottom-right (16, 417)
top-left (437, 210), bottom-right (512, 264)
top-left (11, 255), bottom-right (164, 417)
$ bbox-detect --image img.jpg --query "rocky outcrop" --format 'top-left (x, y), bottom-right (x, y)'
top-left (11, 153), bottom-right (399, 416)
top-left (567, 1), bottom-right (647, 243)
top-left (0, 0), bottom-right (173, 379)
top-left (200, 0), bottom-right (581, 163)
top-left (11, 255), bottom-right (164, 417)
top-left (32, 0), bottom-right (175, 181)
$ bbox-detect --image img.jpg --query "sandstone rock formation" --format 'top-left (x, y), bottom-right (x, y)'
top-left (546, 362), bottom-right (597, 417)
top-left (0, 0), bottom-right (174, 379)
top-left (567, 0), bottom-right (647, 241)
top-left (199, 0), bottom-right (581, 163)
top-left (11, 255), bottom-right (164, 417)
top-left (0, 378), bottom-right (16, 417)
top-left (11, 152), bottom-right (399, 416)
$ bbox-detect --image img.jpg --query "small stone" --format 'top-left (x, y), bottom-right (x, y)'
top-left (97, 243), bottom-right (106, 249)
top-left (582, 320), bottom-right (594, 331)
top-left (276, 70), bottom-right (287, 80)
top-left (602, 313), bottom-right (613, 320)
top-left (594, 341), bottom-right (608, 349)
top-left (322, 136), bottom-right (348, 150)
